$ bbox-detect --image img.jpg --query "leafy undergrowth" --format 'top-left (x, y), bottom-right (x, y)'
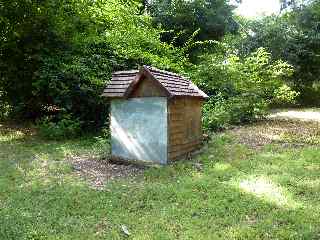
top-left (0, 121), bottom-right (320, 239)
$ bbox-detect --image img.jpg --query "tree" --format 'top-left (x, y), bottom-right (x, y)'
top-left (236, 0), bottom-right (320, 104)
top-left (280, 0), bottom-right (312, 11)
top-left (0, 0), bottom-right (186, 127)
top-left (148, 0), bottom-right (239, 50)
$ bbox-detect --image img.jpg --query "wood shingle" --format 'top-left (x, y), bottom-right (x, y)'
top-left (102, 66), bottom-right (208, 99)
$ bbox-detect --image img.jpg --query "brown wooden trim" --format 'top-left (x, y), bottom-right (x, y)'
top-left (123, 72), bottom-right (143, 98)
top-left (143, 66), bottom-right (172, 98)
top-left (123, 66), bottom-right (172, 99)
top-left (167, 98), bottom-right (170, 164)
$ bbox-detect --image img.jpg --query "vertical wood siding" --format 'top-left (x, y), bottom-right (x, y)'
top-left (168, 97), bottom-right (203, 161)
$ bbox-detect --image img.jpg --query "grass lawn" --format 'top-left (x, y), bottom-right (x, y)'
top-left (0, 120), bottom-right (320, 239)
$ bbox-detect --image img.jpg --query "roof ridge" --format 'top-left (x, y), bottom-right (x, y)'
top-left (144, 66), bottom-right (194, 85)
top-left (144, 65), bottom-right (182, 78)
top-left (112, 70), bottom-right (139, 75)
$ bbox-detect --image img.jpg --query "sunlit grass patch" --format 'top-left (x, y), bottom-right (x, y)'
top-left (236, 176), bottom-right (300, 208)
top-left (0, 130), bottom-right (25, 142)
top-left (213, 162), bottom-right (232, 171)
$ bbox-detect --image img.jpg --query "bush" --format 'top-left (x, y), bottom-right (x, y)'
top-left (202, 95), bottom-right (268, 131)
top-left (0, 98), bottom-right (11, 121)
top-left (273, 84), bottom-right (300, 105)
top-left (202, 95), bottom-right (231, 131)
top-left (37, 114), bottom-right (81, 140)
top-left (192, 47), bottom-right (298, 131)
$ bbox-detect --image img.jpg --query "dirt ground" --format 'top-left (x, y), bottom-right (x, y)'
top-left (229, 119), bottom-right (320, 149)
top-left (268, 108), bottom-right (320, 122)
top-left (229, 108), bottom-right (320, 149)
top-left (70, 157), bottom-right (145, 189)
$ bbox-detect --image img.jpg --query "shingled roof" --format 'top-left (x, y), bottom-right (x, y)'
top-left (102, 65), bottom-right (208, 99)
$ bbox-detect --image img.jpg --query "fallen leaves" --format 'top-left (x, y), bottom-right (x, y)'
top-left (70, 157), bottom-right (144, 189)
top-left (228, 119), bottom-right (320, 149)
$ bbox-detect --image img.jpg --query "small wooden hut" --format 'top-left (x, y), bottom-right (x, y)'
top-left (102, 65), bottom-right (208, 165)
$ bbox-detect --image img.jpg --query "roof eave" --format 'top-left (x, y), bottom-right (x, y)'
top-left (123, 71), bottom-right (143, 99)
top-left (101, 94), bottom-right (125, 99)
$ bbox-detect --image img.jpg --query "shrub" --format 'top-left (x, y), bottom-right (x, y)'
top-left (202, 95), bottom-right (231, 131)
top-left (37, 114), bottom-right (81, 140)
top-left (192, 47), bottom-right (298, 131)
top-left (274, 84), bottom-right (300, 105)
top-left (202, 95), bottom-right (268, 132)
top-left (0, 97), bottom-right (11, 121)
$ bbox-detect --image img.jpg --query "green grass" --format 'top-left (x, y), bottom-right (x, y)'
top-left (0, 123), bottom-right (320, 239)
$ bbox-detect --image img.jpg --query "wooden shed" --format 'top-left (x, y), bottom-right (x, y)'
top-left (102, 65), bottom-right (208, 165)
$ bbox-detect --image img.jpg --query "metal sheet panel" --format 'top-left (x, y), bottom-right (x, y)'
top-left (111, 98), bottom-right (168, 164)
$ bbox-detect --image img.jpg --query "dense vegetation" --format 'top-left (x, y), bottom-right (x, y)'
top-left (0, 0), bottom-right (186, 133)
top-left (0, 0), bottom-right (319, 135)
top-left (238, 0), bottom-right (320, 104)
top-left (148, 0), bottom-right (240, 59)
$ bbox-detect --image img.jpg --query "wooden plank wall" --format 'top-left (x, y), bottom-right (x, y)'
top-left (168, 97), bottom-right (203, 161)
top-left (130, 76), bottom-right (167, 98)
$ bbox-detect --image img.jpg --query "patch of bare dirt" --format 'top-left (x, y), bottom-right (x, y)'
top-left (70, 157), bottom-right (145, 189)
top-left (228, 119), bottom-right (320, 149)
top-left (268, 108), bottom-right (320, 122)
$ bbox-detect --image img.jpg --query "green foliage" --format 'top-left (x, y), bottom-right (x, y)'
top-left (202, 95), bottom-right (232, 130)
top-left (0, 0), bottom-right (186, 129)
top-left (238, 1), bottom-right (320, 105)
top-left (1, 0), bottom-right (52, 118)
top-left (1, 0), bottom-right (315, 133)
top-left (193, 47), bottom-right (297, 131)
top-left (274, 84), bottom-right (300, 105)
top-left (0, 104), bottom-right (11, 121)
top-left (149, 0), bottom-right (239, 58)
top-left (38, 114), bottom-right (81, 140)
top-left (0, 91), bottom-right (10, 121)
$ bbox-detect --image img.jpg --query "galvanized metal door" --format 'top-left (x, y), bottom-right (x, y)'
top-left (111, 98), bottom-right (167, 164)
